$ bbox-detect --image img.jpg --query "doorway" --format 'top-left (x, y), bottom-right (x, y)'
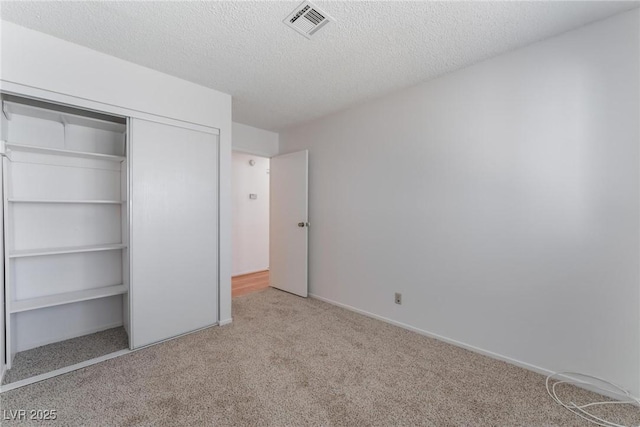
top-left (231, 151), bottom-right (270, 297)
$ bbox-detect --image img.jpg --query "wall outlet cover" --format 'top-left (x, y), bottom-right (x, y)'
top-left (395, 293), bottom-right (402, 305)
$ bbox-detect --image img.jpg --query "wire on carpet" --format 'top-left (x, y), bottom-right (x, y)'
top-left (546, 371), bottom-right (640, 427)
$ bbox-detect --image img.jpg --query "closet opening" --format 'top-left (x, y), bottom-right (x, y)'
top-left (1, 94), bottom-right (130, 386)
top-left (231, 151), bottom-right (270, 298)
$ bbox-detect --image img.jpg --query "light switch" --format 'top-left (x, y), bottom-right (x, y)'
top-left (249, 194), bottom-right (258, 200)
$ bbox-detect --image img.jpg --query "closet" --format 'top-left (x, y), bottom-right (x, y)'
top-left (0, 93), bottom-right (221, 388)
top-left (1, 96), bottom-right (130, 384)
top-left (0, 23), bottom-right (227, 390)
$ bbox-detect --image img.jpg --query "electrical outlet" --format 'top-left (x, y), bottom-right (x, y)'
top-left (395, 292), bottom-right (402, 305)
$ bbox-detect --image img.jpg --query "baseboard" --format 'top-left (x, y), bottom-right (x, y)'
top-left (219, 318), bottom-right (233, 326)
top-left (309, 293), bottom-right (637, 402)
top-left (232, 269), bottom-right (269, 278)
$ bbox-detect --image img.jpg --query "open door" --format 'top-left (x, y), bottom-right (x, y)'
top-left (270, 150), bottom-right (308, 297)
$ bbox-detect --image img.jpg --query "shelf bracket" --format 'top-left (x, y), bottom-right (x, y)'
top-left (2, 103), bottom-right (12, 121)
top-left (0, 140), bottom-right (12, 161)
top-left (61, 116), bottom-right (68, 149)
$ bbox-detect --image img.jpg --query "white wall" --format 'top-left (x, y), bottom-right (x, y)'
top-left (232, 152), bottom-right (270, 276)
top-left (280, 9), bottom-right (640, 396)
top-left (0, 21), bottom-right (230, 128)
top-left (0, 21), bottom-right (233, 324)
top-left (232, 122), bottom-right (279, 157)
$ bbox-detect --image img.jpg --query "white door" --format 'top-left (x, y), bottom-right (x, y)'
top-left (130, 119), bottom-right (218, 348)
top-left (270, 150), bottom-right (309, 297)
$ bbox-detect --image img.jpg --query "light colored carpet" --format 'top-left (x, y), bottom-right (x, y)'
top-left (2, 327), bottom-right (129, 385)
top-left (1, 288), bottom-right (638, 426)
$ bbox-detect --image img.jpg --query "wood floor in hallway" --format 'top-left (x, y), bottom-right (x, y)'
top-left (232, 270), bottom-right (270, 298)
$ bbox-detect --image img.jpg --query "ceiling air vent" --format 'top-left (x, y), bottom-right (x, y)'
top-left (284, 1), bottom-right (334, 39)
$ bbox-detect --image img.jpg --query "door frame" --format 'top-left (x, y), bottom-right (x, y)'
top-left (230, 148), bottom-right (276, 298)
top-left (232, 148), bottom-right (310, 299)
top-left (231, 150), bottom-right (272, 279)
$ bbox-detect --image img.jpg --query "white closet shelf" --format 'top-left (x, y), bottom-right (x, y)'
top-left (10, 284), bottom-right (128, 313)
top-left (5, 143), bottom-right (125, 162)
top-left (9, 199), bottom-right (125, 204)
top-left (10, 243), bottom-right (127, 258)
top-left (3, 101), bottom-right (126, 133)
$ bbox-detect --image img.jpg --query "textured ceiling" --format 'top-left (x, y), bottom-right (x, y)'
top-left (1, 1), bottom-right (638, 131)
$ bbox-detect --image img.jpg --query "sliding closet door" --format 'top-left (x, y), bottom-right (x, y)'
top-left (130, 119), bottom-right (218, 348)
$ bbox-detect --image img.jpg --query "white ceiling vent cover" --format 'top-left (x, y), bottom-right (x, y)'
top-left (284, 1), bottom-right (334, 39)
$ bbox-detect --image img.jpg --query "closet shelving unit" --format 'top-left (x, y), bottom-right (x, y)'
top-left (9, 243), bottom-right (128, 259)
top-left (4, 143), bottom-right (126, 161)
top-left (2, 98), bottom-right (130, 375)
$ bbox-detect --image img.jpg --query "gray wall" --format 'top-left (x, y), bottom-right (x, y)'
top-left (232, 122), bottom-right (279, 158)
top-left (280, 9), bottom-right (640, 394)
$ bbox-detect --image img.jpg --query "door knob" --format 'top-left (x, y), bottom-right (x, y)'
top-left (298, 222), bottom-right (305, 227)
